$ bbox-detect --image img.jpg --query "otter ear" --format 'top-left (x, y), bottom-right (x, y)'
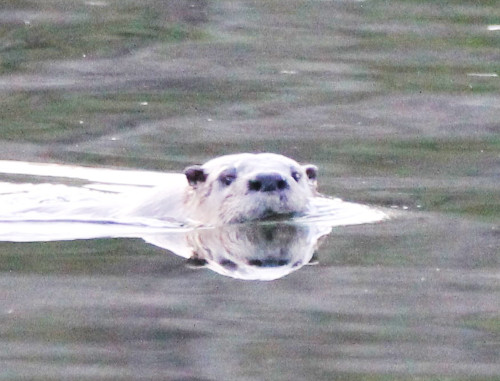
top-left (184, 165), bottom-right (207, 187)
top-left (303, 164), bottom-right (318, 181)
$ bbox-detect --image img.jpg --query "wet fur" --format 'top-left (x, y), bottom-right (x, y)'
top-left (180, 153), bottom-right (318, 225)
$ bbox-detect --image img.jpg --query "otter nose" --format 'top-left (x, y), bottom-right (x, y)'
top-left (248, 173), bottom-right (289, 192)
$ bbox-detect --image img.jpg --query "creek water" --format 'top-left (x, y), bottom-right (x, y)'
top-left (0, 0), bottom-right (498, 380)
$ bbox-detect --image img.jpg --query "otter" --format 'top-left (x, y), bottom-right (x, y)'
top-left (127, 153), bottom-right (319, 225)
top-left (0, 153), bottom-right (387, 233)
top-left (0, 154), bottom-right (388, 280)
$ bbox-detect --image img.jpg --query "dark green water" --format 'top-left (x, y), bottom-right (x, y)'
top-left (0, 0), bottom-right (498, 379)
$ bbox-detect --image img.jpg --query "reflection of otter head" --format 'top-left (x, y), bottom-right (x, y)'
top-left (184, 153), bottom-right (318, 225)
top-left (185, 222), bottom-right (329, 281)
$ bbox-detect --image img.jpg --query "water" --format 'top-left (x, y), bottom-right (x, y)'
top-left (0, 160), bottom-right (387, 281)
top-left (0, 0), bottom-right (499, 379)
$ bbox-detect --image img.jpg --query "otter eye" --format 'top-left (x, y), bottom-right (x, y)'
top-left (218, 168), bottom-right (237, 186)
top-left (291, 170), bottom-right (302, 182)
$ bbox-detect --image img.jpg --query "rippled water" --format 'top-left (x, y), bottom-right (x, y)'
top-left (0, 160), bottom-right (389, 282)
top-left (0, 0), bottom-right (499, 380)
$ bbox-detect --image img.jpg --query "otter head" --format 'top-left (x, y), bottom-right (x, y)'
top-left (184, 153), bottom-right (318, 225)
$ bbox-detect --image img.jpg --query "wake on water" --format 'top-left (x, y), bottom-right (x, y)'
top-left (0, 160), bottom-right (389, 280)
top-left (0, 160), bottom-right (388, 242)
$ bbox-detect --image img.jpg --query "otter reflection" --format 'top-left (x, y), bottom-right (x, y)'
top-left (0, 159), bottom-right (386, 281)
top-left (144, 222), bottom-right (331, 281)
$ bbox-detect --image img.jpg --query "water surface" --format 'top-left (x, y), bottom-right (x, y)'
top-left (0, 0), bottom-right (498, 379)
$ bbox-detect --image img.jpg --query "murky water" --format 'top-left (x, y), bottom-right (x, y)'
top-left (0, 0), bottom-right (499, 380)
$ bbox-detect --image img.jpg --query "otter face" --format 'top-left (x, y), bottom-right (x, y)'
top-left (184, 153), bottom-right (318, 225)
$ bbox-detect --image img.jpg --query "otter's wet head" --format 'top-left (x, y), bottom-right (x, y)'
top-left (184, 153), bottom-right (318, 225)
